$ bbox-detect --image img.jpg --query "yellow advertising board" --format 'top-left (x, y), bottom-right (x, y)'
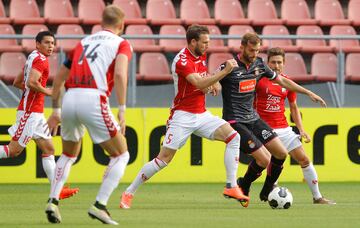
top-left (0, 108), bottom-right (359, 183)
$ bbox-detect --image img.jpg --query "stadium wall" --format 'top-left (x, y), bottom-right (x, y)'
top-left (0, 108), bottom-right (359, 183)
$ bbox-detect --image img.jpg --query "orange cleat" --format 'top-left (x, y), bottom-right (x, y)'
top-left (223, 186), bottom-right (250, 208)
top-left (120, 192), bottom-right (133, 209)
top-left (59, 186), bottom-right (79, 200)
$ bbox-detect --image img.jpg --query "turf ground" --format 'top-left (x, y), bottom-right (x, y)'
top-left (0, 182), bottom-right (359, 227)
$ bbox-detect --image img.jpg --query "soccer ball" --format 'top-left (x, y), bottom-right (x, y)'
top-left (268, 186), bottom-right (293, 209)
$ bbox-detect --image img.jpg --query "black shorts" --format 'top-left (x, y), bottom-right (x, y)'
top-left (230, 118), bottom-right (277, 154)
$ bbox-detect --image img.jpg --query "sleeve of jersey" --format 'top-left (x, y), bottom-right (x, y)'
top-left (287, 90), bottom-right (297, 102)
top-left (31, 57), bottom-right (45, 74)
top-left (175, 60), bottom-right (196, 78)
top-left (264, 63), bottom-right (277, 80)
top-left (117, 40), bottom-right (133, 60)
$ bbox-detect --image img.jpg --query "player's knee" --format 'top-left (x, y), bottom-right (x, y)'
top-left (298, 155), bottom-right (310, 167)
top-left (257, 156), bottom-right (270, 168)
top-left (9, 148), bottom-right (23, 157)
top-left (226, 131), bottom-right (240, 148)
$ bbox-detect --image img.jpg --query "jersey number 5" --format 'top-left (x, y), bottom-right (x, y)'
top-left (78, 44), bottom-right (101, 64)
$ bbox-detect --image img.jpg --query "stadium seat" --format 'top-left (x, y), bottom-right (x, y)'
top-left (314, 0), bottom-right (351, 26)
top-left (296, 25), bottom-right (334, 53)
top-left (48, 53), bottom-right (60, 84)
top-left (22, 24), bottom-right (49, 53)
top-left (348, 0), bottom-right (360, 26)
top-left (146, 0), bottom-right (181, 25)
top-left (247, 0), bottom-right (284, 26)
top-left (208, 53), bottom-right (233, 73)
top-left (10, 0), bottom-right (45, 24)
top-left (91, 24), bottom-right (102, 34)
top-left (311, 53), bottom-right (338, 82)
top-left (0, 24), bottom-right (23, 52)
top-left (207, 25), bottom-right (229, 53)
top-left (0, 1), bottom-right (10, 24)
top-left (345, 53), bottom-right (360, 83)
top-left (258, 53), bottom-right (268, 63)
top-left (78, 0), bottom-right (105, 25)
top-left (113, 0), bottom-right (147, 25)
top-left (283, 53), bottom-right (315, 82)
top-left (262, 25), bottom-right (300, 52)
top-left (0, 52), bottom-right (26, 84)
top-left (227, 25), bottom-right (255, 52)
top-left (214, 0), bottom-right (251, 26)
top-left (44, 0), bottom-right (79, 24)
top-left (138, 52), bottom-right (172, 82)
top-left (180, 0), bottom-right (215, 25)
top-left (125, 25), bottom-right (161, 52)
top-left (329, 25), bottom-right (360, 53)
top-left (281, 0), bottom-right (317, 26)
top-left (159, 25), bottom-right (187, 52)
top-left (56, 24), bottom-right (84, 52)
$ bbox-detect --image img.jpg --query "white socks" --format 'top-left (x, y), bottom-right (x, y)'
top-left (302, 163), bottom-right (322, 199)
top-left (96, 152), bottom-right (130, 205)
top-left (224, 132), bottom-right (240, 187)
top-left (42, 155), bottom-right (56, 182)
top-left (49, 153), bottom-right (77, 200)
top-left (126, 157), bottom-right (167, 194)
top-left (0, 145), bottom-right (10, 159)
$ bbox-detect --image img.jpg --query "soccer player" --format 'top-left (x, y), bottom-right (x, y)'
top-left (120, 25), bottom-right (249, 209)
top-left (0, 31), bottom-right (78, 200)
top-left (218, 33), bottom-right (327, 205)
top-left (255, 47), bottom-right (335, 204)
top-left (45, 5), bottom-right (132, 225)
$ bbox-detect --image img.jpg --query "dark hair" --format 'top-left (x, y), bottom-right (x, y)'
top-left (35, 31), bottom-right (55, 43)
top-left (241, 32), bottom-right (261, 46)
top-left (267, 47), bottom-right (285, 62)
top-left (186, 24), bottom-right (209, 44)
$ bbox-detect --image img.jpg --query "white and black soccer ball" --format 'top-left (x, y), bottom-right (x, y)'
top-left (268, 186), bottom-right (293, 209)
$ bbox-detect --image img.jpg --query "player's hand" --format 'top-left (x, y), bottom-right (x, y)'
top-left (308, 91), bottom-right (327, 107)
top-left (117, 110), bottom-right (126, 135)
top-left (223, 59), bottom-right (238, 74)
top-left (300, 131), bottom-right (311, 143)
top-left (47, 111), bottom-right (61, 136)
top-left (45, 88), bottom-right (53, 96)
top-left (210, 83), bottom-right (221, 96)
top-left (201, 85), bottom-right (212, 94)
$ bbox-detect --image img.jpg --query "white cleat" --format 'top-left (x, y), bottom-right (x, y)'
top-left (45, 203), bottom-right (62, 224)
top-left (88, 205), bottom-right (119, 225)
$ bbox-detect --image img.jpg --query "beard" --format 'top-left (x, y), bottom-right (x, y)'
top-left (194, 46), bottom-right (204, 56)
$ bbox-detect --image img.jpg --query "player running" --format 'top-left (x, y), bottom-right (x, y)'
top-left (0, 31), bottom-right (78, 200)
top-left (120, 24), bottom-right (249, 209)
top-left (45, 5), bottom-right (132, 225)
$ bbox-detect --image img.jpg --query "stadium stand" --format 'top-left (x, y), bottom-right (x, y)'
top-left (113, 0), bottom-right (147, 25)
top-left (0, 24), bottom-right (23, 52)
top-left (281, 0), bottom-right (317, 26)
top-left (44, 0), bottom-right (80, 25)
top-left (78, 0), bottom-right (105, 25)
top-left (348, 0), bottom-right (360, 26)
top-left (48, 53), bottom-right (60, 84)
top-left (159, 25), bottom-right (186, 52)
top-left (314, 0), bottom-right (351, 26)
top-left (207, 25), bottom-right (229, 53)
top-left (0, 52), bottom-right (26, 84)
top-left (247, 0), bottom-right (284, 26)
top-left (296, 25), bottom-right (334, 53)
top-left (146, 0), bottom-right (181, 25)
top-left (10, 0), bottom-right (45, 25)
top-left (329, 25), bottom-right (360, 53)
top-left (261, 25), bottom-right (300, 52)
top-left (227, 25), bottom-right (255, 52)
top-left (180, 0), bottom-right (215, 25)
top-left (125, 25), bottom-right (162, 52)
top-left (208, 52), bottom-right (233, 73)
top-left (138, 52), bottom-right (172, 82)
top-left (0, 1), bottom-right (10, 24)
top-left (22, 24), bottom-right (49, 53)
top-left (311, 53), bottom-right (338, 82)
top-left (283, 53), bottom-right (315, 83)
top-left (345, 53), bottom-right (360, 83)
top-left (91, 24), bottom-right (102, 34)
top-left (56, 24), bottom-right (84, 52)
top-left (214, 0), bottom-right (251, 26)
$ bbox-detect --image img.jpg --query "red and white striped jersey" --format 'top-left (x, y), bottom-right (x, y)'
top-left (65, 30), bottom-right (132, 96)
top-left (171, 48), bottom-right (208, 113)
top-left (18, 50), bottom-right (49, 113)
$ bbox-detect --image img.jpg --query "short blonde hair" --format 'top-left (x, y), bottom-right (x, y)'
top-left (102, 5), bottom-right (125, 27)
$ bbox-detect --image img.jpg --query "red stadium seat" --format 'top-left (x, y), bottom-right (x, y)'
top-left (329, 25), bottom-right (360, 53)
top-left (227, 25), bottom-right (255, 52)
top-left (125, 25), bottom-right (161, 52)
top-left (348, 0), bottom-right (360, 26)
top-left (208, 53), bottom-right (233, 73)
top-left (345, 53), bottom-right (360, 83)
top-left (283, 53), bottom-right (315, 82)
top-left (159, 25), bottom-right (187, 52)
top-left (138, 52), bottom-right (172, 82)
top-left (146, 0), bottom-right (181, 25)
top-left (10, 0), bottom-right (45, 24)
top-left (0, 52), bottom-right (26, 84)
top-left (0, 1), bottom-right (10, 24)
top-left (296, 25), bottom-right (334, 53)
top-left (214, 0), bottom-right (251, 26)
top-left (311, 53), bottom-right (338, 82)
top-left (0, 24), bottom-right (23, 52)
top-left (44, 0), bottom-right (80, 24)
top-left (262, 25), bottom-right (300, 52)
top-left (315, 0), bottom-right (351, 26)
top-left (247, 0), bottom-right (284, 26)
top-left (180, 0), bottom-right (215, 25)
top-left (281, 0), bottom-right (317, 26)
top-left (91, 25), bottom-right (102, 34)
top-left (113, 0), bottom-right (147, 25)
top-left (48, 53), bottom-right (60, 84)
top-left (56, 24), bottom-right (84, 52)
top-left (22, 24), bottom-right (49, 53)
top-left (78, 0), bottom-right (105, 25)
top-left (207, 25), bottom-right (229, 53)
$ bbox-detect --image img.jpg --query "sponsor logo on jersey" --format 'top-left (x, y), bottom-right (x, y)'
top-left (238, 79), bottom-right (256, 93)
top-left (262, 129), bottom-right (272, 140)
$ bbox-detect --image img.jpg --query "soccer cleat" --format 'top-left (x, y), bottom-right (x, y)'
top-left (313, 197), bottom-right (336, 205)
top-left (120, 192), bottom-right (133, 209)
top-left (259, 184), bottom-right (274, 202)
top-left (59, 186), bottom-right (79, 200)
top-left (45, 202), bottom-right (62, 224)
top-left (88, 205), bottom-right (119, 225)
top-left (236, 177), bottom-right (249, 196)
top-left (223, 186), bottom-right (250, 208)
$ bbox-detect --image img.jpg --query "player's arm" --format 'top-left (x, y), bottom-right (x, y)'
top-left (273, 76), bottom-right (326, 107)
top-left (26, 68), bottom-right (52, 96)
top-left (289, 100), bottom-right (311, 143)
top-left (13, 72), bottom-right (25, 90)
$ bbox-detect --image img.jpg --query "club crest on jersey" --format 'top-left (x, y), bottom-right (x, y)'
top-left (202, 60), bottom-right (206, 66)
top-left (281, 87), bottom-right (287, 93)
top-left (254, 67), bottom-right (260, 76)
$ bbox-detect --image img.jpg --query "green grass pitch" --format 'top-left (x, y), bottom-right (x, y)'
top-left (0, 182), bottom-right (359, 227)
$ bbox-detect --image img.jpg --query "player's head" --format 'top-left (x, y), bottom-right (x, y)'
top-left (35, 31), bottom-right (55, 57)
top-left (102, 5), bottom-right (125, 35)
top-left (267, 47), bottom-right (285, 74)
top-left (186, 24), bottom-right (210, 57)
top-left (240, 32), bottom-right (261, 64)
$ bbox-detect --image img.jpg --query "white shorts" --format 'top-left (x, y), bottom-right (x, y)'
top-left (61, 88), bottom-right (120, 144)
top-left (8, 111), bottom-right (51, 147)
top-left (273, 127), bottom-right (302, 153)
top-left (163, 110), bottom-right (227, 150)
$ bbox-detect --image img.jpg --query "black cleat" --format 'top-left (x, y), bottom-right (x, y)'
top-left (236, 177), bottom-right (250, 196)
top-left (259, 184), bottom-right (273, 202)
